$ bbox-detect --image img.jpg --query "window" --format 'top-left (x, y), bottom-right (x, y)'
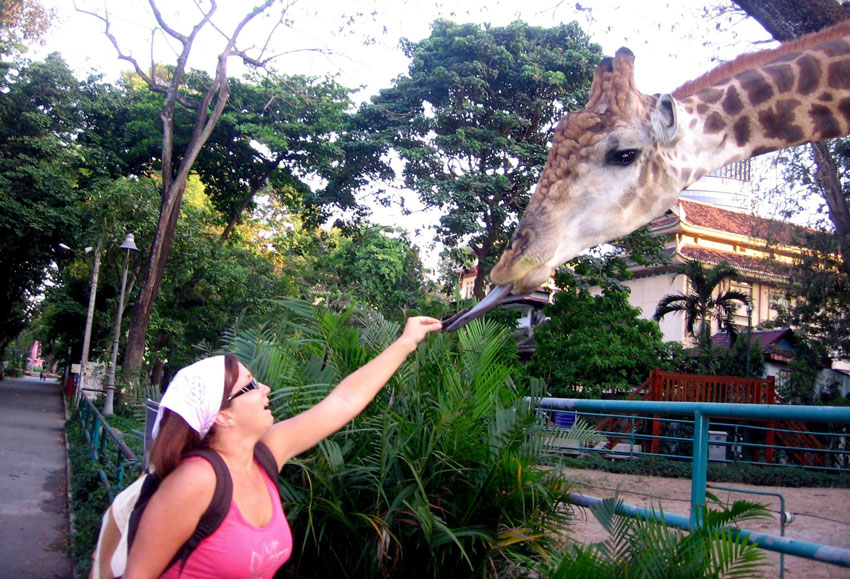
top-left (730, 280), bottom-right (753, 325)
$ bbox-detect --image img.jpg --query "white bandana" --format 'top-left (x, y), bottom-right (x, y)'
top-left (152, 356), bottom-right (226, 439)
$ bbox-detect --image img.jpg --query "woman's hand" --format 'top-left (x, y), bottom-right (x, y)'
top-left (398, 316), bottom-right (443, 351)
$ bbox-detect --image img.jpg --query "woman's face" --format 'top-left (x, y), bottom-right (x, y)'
top-left (227, 363), bottom-right (273, 431)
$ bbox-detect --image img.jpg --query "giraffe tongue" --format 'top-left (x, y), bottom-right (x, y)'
top-left (442, 284), bottom-right (515, 332)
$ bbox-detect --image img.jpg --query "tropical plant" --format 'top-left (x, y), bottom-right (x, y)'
top-left (544, 495), bottom-right (771, 578)
top-left (653, 260), bottom-right (752, 350)
top-left (221, 298), bottom-right (604, 578)
top-left (530, 286), bottom-right (679, 398)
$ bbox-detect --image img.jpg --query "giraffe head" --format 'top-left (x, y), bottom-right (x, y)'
top-left (446, 48), bottom-right (687, 331)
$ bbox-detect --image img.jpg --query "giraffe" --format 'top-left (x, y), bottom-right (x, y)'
top-left (444, 20), bottom-right (850, 332)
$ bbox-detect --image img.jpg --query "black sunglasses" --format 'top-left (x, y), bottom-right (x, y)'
top-left (227, 378), bottom-right (259, 403)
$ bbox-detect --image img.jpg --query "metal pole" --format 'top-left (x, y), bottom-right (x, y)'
top-left (691, 411), bottom-right (710, 529)
top-left (746, 303), bottom-right (753, 377)
top-left (76, 240), bottom-right (102, 408)
top-left (104, 235), bottom-right (136, 415)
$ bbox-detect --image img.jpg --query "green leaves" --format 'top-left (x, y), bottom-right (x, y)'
top-left (530, 288), bottom-right (674, 397)
top-left (223, 300), bottom-right (580, 577)
top-left (547, 496), bottom-right (770, 578)
top-left (366, 20), bottom-right (603, 297)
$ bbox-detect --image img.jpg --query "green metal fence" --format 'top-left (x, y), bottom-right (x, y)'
top-left (536, 397), bottom-right (850, 569)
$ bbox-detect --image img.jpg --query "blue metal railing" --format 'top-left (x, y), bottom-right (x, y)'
top-left (77, 396), bottom-right (141, 498)
top-left (535, 397), bottom-right (850, 569)
top-left (545, 409), bottom-right (848, 471)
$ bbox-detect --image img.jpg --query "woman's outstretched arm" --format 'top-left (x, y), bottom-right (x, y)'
top-left (261, 316), bottom-right (442, 467)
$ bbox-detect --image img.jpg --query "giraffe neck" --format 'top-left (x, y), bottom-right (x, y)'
top-left (674, 23), bottom-right (850, 184)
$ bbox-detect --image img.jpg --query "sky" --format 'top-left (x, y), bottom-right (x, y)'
top-left (35, 0), bottom-right (777, 270)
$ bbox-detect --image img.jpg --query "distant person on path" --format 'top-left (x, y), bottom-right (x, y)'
top-left (123, 316), bottom-right (442, 578)
top-left (39, 370), bottom-right (45, 380)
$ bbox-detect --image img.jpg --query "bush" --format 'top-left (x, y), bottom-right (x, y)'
top-left (224, 301), bottom-right (604, 578)
top-left (66, 418), bottom-right (112, 577)
top-left (65, 409), bottom-right (144, 576)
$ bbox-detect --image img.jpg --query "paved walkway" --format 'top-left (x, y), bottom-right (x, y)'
top-left (0, 375), bottom-right (73, 578)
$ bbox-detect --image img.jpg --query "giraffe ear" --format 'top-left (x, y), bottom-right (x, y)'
top-left (651, 94), bottom-right (680, 145)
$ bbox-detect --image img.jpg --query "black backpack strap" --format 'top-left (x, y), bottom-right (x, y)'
top-left (168, 448), bottom-right (233, 572)
top-left (126, 473), bottom-right (161, 554)
top-left (253, 440), bottom-right (280, 485)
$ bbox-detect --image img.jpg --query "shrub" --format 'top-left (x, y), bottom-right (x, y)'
top-left (224, 300), bottom-right (603, 578)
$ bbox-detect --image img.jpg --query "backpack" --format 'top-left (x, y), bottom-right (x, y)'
top-left (91, 442), bottom-right (280, 579)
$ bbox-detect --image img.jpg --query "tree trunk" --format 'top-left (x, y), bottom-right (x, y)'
top-left (123, 181), bottom-right (185, 370)
top-left (120, 1), bottom-right (277, 375)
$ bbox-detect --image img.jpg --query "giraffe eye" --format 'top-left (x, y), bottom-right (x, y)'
top-left (605, 149), bottom-right (639, 166)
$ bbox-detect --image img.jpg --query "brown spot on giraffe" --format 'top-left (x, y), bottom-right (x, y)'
top-left (796, 54), bottom-right (822, 95)
top-left (638, 162), bottom-right (650, 187)
top-left (704, 111), bottom-right (726, 134)
top-left (809, 104), bottom-right (842, 139)
top-left (819, 92), bottom-right (834, 102)
top-left (700, 88), bottom-right (723, 104)
top-left (819, 38), bottom-right (850, 58)
top-left (689, 118), bottom-right (698, 129)
top-left (722, 86), bottom-right (744, 116)
top-left (697, 103), bottom-right (709, 115)
top-left (758, 98), bottom-right (804, 142)
top-left (827, 60), bottom-right (850, 90)
top-left (739, 69), bottom-right (774, 106)
top-left (620, 186), bottom-right (637, 208)
top-left (838, 97), bottom-right (850, 124)
top-left (679, 168), bottom-right (692, 183)
top-left (764, 63), bottom-right (795, 93)
top-left (732, 116), bottom-right (751, 147)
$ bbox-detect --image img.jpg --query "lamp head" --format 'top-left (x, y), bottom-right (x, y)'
top-left (119, 233), bottom-right (138, 252)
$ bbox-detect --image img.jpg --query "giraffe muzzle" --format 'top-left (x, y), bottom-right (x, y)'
top-left (442, 283), bottom-right (515, 332)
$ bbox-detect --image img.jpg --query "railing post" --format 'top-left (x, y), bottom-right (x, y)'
top-left (90, 415), bottom-right (101, 461)
top-left (691, 411), bottom-right (710, 529)
top-left (651, 370), bottom-right (661, 454)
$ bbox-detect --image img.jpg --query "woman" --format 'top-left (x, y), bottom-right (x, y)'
top-left (124, 316), bottom-right (443, 578)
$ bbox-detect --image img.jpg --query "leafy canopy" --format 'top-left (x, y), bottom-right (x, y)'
top-left (363, 19), bottom-right (602, 297)
top-left (530, 287), bottom-right (675, 397)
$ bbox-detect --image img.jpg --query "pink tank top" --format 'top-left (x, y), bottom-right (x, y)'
top-left (160, 457), bottom-right (292, 578)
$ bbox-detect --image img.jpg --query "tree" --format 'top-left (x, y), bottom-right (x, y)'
top-left (322, 225), bottom-right (431, 320)
top-left (193, 73), bottom-right (361, 239)
top-left (653, 260), bottom-right (751, 350)
top-left (363, 20), bottom-right (602, 298)
top-left (78, 0), bottom-right (283, 376)
top-left (530, 287), bottom-right (676, 398)
top-left (0, 54), bottom-right (87, 359)
top-left (0, 0), bottom-right (49, 57)
top-left (761, 140), bottom-right (850, 360)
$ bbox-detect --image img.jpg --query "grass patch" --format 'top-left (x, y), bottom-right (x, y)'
top-left (554, 453), bottom-right (850, 488)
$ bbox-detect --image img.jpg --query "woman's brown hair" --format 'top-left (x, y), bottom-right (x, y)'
top-left (149, 354), bottom-right (240, 478)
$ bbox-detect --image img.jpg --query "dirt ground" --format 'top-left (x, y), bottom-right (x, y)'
top-left (560, 467), bottom-right (850, 579)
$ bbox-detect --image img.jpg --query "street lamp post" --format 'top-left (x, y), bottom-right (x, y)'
top-left (104, 233), bottom-right (138, 416)
top-left (59, 240), bottom-right (102, 406)
top-left (745, 303), bottom-right (754, 377)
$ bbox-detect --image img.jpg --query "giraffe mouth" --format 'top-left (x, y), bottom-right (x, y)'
top-left (442, 283), bottom-right (515, 332)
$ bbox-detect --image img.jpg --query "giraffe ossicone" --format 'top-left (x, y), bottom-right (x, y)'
top-left (444, 20), bottom-right (850, 332)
